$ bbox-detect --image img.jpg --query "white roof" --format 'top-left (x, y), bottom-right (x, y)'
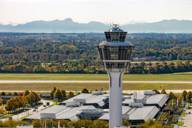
top-left (62, 93), bottom-right (91, 103)
top-left (27, 113), bottom-right (40, 120)
top-left (57, 106), bottom-right (96, 120)
top-left (123, 93), bottom-right (168, 108)
top-left (99, 113), bottom-right (109, 120)
top-left (99, 106), bottom-right (131, 120)
top-left (134, 92), bottom-right (145, 100)
top-left (129, 106), bottom-right (159, 121)
top-left (144, 91), bottom-right (156, 95)
top-left (122, 98), bottom-right (134, 105)
top-left (62, 93), bottom-right (108, 107)
top-left (16, 126), bottom-right (33, 128)
top-left (122, 106), bottom-right (131, 114)
top-left (27, 92), bottom-right (168, 122)
top-left (145, 94), bottom-right (169, 107)
top-left (27, 105), bottom-right (67, 119)
top-left (40, 105), bottom-right (66, 114)
top-left (27, 105), bottom-right (97, 121)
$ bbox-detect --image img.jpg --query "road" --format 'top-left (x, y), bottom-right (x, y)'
top-left (0, 80), bottom-right (192, 84)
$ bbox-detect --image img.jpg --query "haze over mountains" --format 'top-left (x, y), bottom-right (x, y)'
top-left (0, 18), bottom-right (192, 33)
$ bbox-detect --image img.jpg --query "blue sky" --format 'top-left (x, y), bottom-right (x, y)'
top-left (0, 0), bottom-right (192, 24)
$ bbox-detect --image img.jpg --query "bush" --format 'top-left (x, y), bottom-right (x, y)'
top-left (0, 120), bottom-right (29, 127)
top-left (143, 120), bottom-right (163, 128)
top-left (68, 91), bottom-right (74, 98)
top-left (82, 88), bottom-right (89, 93)
top-left (91, 120), bottom-right (108, 128)
top-left (32, 120), bottom-right (41, 127)
top-left (32, 120), bottom-right (108, 128)
top-left (177, 121), bottom-right (184, 126)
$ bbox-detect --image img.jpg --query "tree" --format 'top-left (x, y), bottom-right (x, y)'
top-left (6, 98), bottom-right (16, 112)
top-left (82, 88), bottom-right (89, 93)
top-left (0, 98), bottom-right (3, 106)
top-left (18, 92), bottom-right (23, 96)
top-left (68, 91), bottom-right (74, 98)
top-left (61, 90), bottom-right (66, 100)
top-left (13, 92), bottom-right (18, 96)
top-left (152, 89), bottom-right (160, 94)
top-left (31, 91), bottom-right (41, 103)
top-left (6, 96), bottom-right (28, 112)
top-left (178, 95), bottom-right (184, 107)
top-left (0, 108), bottom-right (5, 114)
top-left (54, 89), bottom-right (62, 101)
top-left (15, 96), bottom-right (26, 109)
top-left (24, 90), bottom-right (30, 96)
top-left (122, 120), bottom-right (129, 126)
top-left (161, 89), bottom-right (167, 94)
top-left (50, 87), bottom-right (57, 99)
top-left (26, 91), bottom-right (41, 106)
top-left (1, 92), bottom-right (5, 96)
top-left (182, 90), bottom-right (188, 101)
top-left (169, 92), bottom-right (176, 100)
top-left (187, 91), bottom-right (192, 103)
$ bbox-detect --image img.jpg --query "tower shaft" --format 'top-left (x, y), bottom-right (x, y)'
top-left (109, 71), bottom-right (123, 128)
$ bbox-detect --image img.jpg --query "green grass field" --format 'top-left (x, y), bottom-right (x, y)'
top-left (0, 83), bottom-right (192, 91)
top-left (0, 73), bottom-right (191, 91)
top-left (0, 73), bottom-right (191, 81)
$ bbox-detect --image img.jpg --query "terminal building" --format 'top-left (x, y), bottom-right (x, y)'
top-left (27, 91), bottom-right (168, 127)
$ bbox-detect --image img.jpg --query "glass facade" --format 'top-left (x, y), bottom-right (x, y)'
top-left (97, 46), bottom-right (133, 70)
top-left (105, 32), bottom-right (127, 42)
top-left (97, 25), bottom-right (134, 71)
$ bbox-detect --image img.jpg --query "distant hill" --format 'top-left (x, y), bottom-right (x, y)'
top-left (122, 20), bottom-right (192, 33)
top-left (0, 18), bottom-right (192, 33)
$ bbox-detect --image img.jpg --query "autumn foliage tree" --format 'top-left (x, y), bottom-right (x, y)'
top-left (6, 91), bottom-right (41, 112)
top-left (26, 91), bottom-right (41, 106)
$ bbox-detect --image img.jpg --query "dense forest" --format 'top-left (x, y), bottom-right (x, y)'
top-left (0, 33), bottom-right (192, 73)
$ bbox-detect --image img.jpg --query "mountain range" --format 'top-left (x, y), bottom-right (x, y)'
top-left (0, 18), bottom-right (192, 33)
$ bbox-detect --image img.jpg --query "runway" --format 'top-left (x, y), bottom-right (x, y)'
top-left (0, 80), bottom-right (192, 84)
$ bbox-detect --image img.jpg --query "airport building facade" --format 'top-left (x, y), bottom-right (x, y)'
top-left (27, 91), bottom-right (169, 127)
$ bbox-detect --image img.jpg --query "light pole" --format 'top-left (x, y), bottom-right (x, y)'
top-left (97, 24), bottom-right (134, 128)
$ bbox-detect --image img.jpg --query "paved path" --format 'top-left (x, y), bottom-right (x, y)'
top-left (0, 100), bottom-right (54, 122)
top-left (180, 109), bottom-right (192, 128)
top-left (0, 80), bottom-right (192, 84)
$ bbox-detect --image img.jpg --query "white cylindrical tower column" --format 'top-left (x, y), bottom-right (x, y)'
top-left (97, 25), bottom-right (134, 128)
top-left (108, 71), bottom-right (123, 128)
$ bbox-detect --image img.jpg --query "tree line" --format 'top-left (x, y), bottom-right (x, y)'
top-left (50, 87), bottom-right (74, 101)
top-left (129, 60), bottom-right (192, 74)
top-left (0, 60), bottom-right (191, 74)
top-left (0, 33), bottom-right (192, 74)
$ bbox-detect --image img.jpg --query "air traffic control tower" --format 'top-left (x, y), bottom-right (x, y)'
top-left (97, 25), bottom-right (134, 128)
